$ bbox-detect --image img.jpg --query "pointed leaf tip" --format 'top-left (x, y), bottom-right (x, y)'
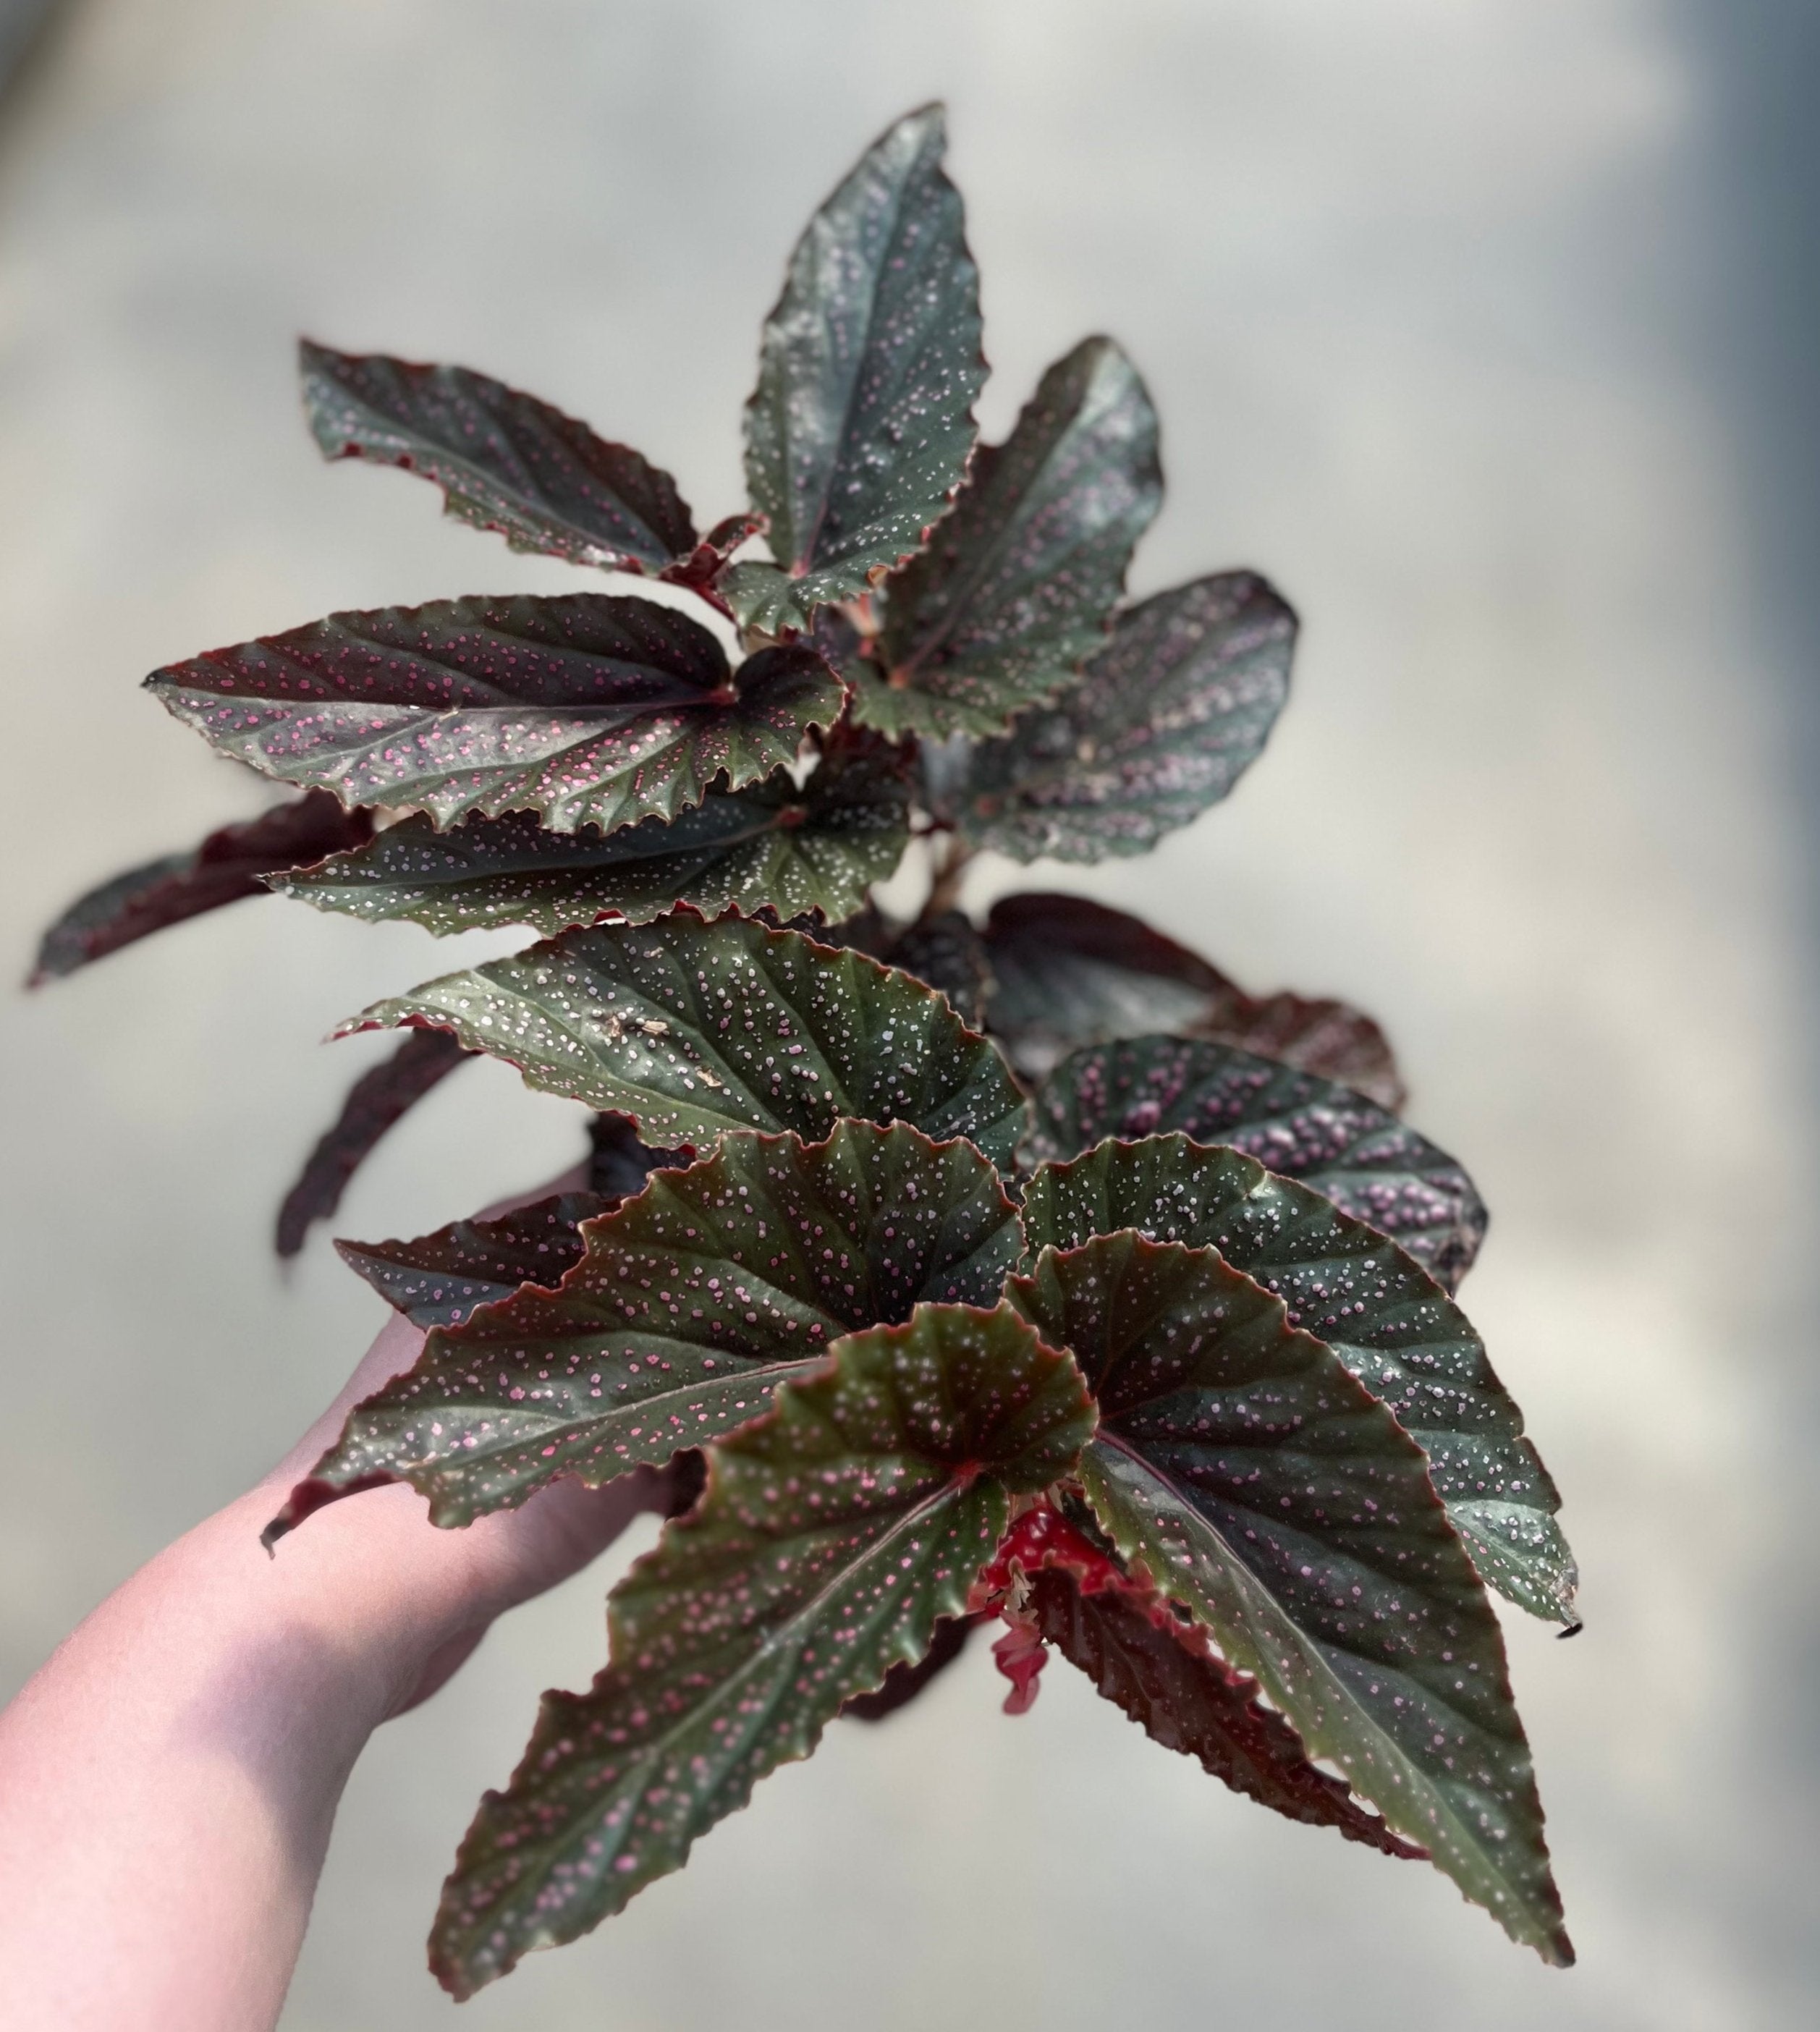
top-left (431, 1302), bottom-right (1091, 1991)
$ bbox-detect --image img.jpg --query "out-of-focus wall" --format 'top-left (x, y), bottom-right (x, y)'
top-left (1, 4), bottom-right (1813, 2028)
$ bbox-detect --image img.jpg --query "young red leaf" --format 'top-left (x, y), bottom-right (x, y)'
top-left (1006, 1232), bottom-right (1571, 1965)
top-left (430, 1302), bottom-right (1096, 1994)
top-left (856, 336), bottom-right (1163, 737)
top-left (729, 104), bottom-right (986, 633)
top-left (1019, 1133), bottom-right (1576, 1626)
top-left (977, 1504), bottom-right (1423, 1858)
top-left (339, 907), bottom-right (1029, 1167)
top-left (960, 572), bottom-right (1295, 860)
top-left (274, 1029), bottom-right (473, 1258)
top-left (1030, 1034), bottom-right (1485, 1289)
top-left (146, 593), bottom-right (842, 836)
top-left (981, 889), bottom-right (1405, 1104)
top-left (29, 791), bottom-right (371, 984)
top-left (268, 1120), bottom-right (1022, 1536)
top-left (300, 341), bottom-right (699, 573)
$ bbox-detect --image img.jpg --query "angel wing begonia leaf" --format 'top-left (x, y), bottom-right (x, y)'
top-left (274, 1029), bottom-right (473, 1258)
top-left (1030, 1034), bottom-right (1485, 1289)
top-left (337, 1193), bottom-right (609, 1331)
top-left (1005, 1234), bottom-right (1570, 1964)
top-left (271, 737), bottom-right (912, 936)
top-left (731, 104), bottom-right (986, 633)
top-left (960, 572), bottom-right (1295, 860)
top-left (981, 889), bottom-right (1404, 1105)
top-left (339, 908), bottom-right (1028, 1165)
top-left (428, 1301), bottom-right (1095, 1994)
top-left (885, 910), bottom-right (992, 1028)
top-left (268, 1121), bottom-right (1020, 1535)
top-left (145, 593), bottom-right (842, 835)
top-left (300, 341), bottom-right (698, 572)
top-left (29, 790), bottom-right (372, 984)
top-left (978, 1504), bottom-right (1421, 1858)
top-left (853, 336), bottom-right (1162, 737)
top-left (1020, 1135), bottom-right (1576, 1625)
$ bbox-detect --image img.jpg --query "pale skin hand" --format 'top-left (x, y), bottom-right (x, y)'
top-left (0, 1175), bottom-right (662, 2032)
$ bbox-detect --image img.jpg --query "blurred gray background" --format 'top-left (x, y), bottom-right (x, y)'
top-left (2, 2), bottom-right (1815, 2027)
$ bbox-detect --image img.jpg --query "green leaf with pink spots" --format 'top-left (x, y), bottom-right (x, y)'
top-left (429, 1300), bottom-right (1095, 1994)
top-left (1020, 1133), bottom-right (1576, 1626)
top-left (1028, 1033), bottom-right (1486, 1290)
top-left (727, 105), bottom-right (986, 634)
top-left (145, 593), bottom-right (842, 835)
top-left (300, 342), bottom-right (701, 573)
top-left (267, 1122), bottom-right (1020, 1536)
top-left (270, 736), bottom-right (913, 936)
top-left (1004, 1232), bottom-right (1571, 1966)
top-left (339, 909), bottom-right (1028, 1167)
top-left (850, 336), bottom-right (1161, 737)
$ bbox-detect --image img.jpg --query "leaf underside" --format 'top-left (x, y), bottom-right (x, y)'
top-left (981, 890), bottom-right (1405, 1106)
top-left (733, 103), bottom-right (986, 632)
top-left (1020, 1135), bottom-right (1576, 1625)
top-left (1006, 1233), bottom-right (1569, 1963)
top-left (430, 1304), bottom-right (1095, 1996)
top-left (274, 1029), bottom-right (473, 1259)
top-left (274, 1120), bottom-right (1022, 1532)
top-left (960, 571), bottom-right (1295, 860)
top-left (146, 593), bottom-right (842, 835)
top-left (1030, 1033), bottom-right (1485, 1289)
top-left (340, 907), bottom-right (1028, 1167)
top-left (986, 1504), bottom-right (1421, 1857)
top-left (273, 736), bottom-right (913, 938)
top-left (30, 791), bottom-right (373, 984)
top-left (300, 341), bottom-right (698, 572)
top-left (855, 335), bottom-right (1162, 737)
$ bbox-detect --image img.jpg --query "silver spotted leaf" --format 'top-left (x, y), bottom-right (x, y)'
top-left (145, 593), bottom-right (842, 835)
top-left (337, 1192), bottom-right (610, 1331)
top-left (339, 907), bottom-right (1028, 1167)
top-left (855, 336), bottom-right (1161, 737)
top-left (300, 341), bottom-right (698, 572)
top-left (30, 790), bottom-right (373, 984)
top-left (1020, 1135), bottom-right (1575, 1625)
top-left (429, 1302), bottom-right (1096, 1994)
top-left (960, 572), bottom-right (1295, 860)
top-left (271, 736), bottom-right (913, 936)
top-left (734, 104), bottom-right (986, 632)
top-left (1029, 1034), bottom-right (1485, 1290)
top-left (268, 1121), bottom-right (1021, 1533)
top-left (981, 889), bottom-right (1404, 1105)
top-left (1006, 1234), bottom-right (1570, 1965)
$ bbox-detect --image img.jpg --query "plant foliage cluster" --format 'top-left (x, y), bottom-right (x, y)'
top-left (35, 106), bottom-right (1576, 1995)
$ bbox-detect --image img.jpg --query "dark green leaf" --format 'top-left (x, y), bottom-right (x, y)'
top-left (429, 1302), bottom-right (1095, 1993)
top-left (146, 594), bottom-right (842, 835)
top-left (271, 737), bottom-right (912, 936)
top-left (839, 1613), bottom-right (977, 1722)
top-left (274, 1030), bottom-right (473, 1259)
top-left (981, 889), bottom-right (1405, 1106)
top-left (737, 104), bottom-right (986, 631)
top-left (337, 1193), bottom-right (609, 1331)
top-left (959, 572), bottom-right (1295, 859)
top-left (270, 1121), bottom-right (1022, 1533)
top-left (29, 792), bottom-right (372, 984)
top-left (984, 1504), bottom-right (1421, 1857)
top-left (1006, 1233), bottom-right (1570, 1963)
top-left (340, 907), bottom-right (1028, 1165)
top-left (300, 341), bottom-right (698, 572)
top-left (586, 1111), bottom-right (688, 1198)
top-left (1020, 1135), bottom-right (1576, 1625)
top-left (1029, 1035), bottom-right (1484, 1289)
top-left (885, 910), bottom-right (991, 1027)
top-left (852, 337), bottom-right (1161, 737)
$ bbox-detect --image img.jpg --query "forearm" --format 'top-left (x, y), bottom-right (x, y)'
top-left (0, 1312), bottom-right (659, 2032)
